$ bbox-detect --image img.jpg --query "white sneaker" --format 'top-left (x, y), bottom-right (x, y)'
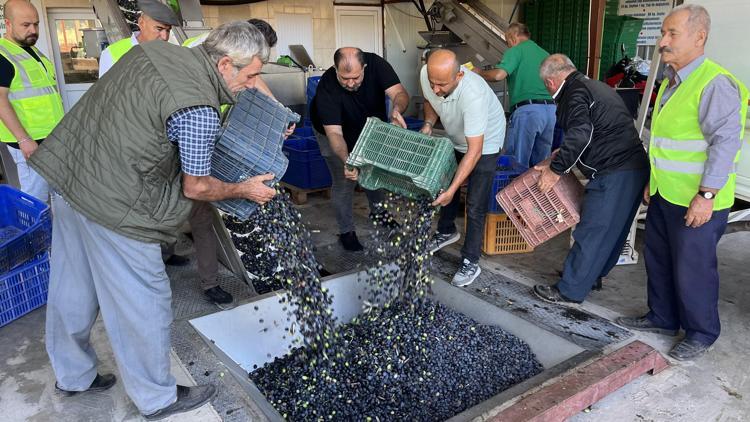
top-left (452, 259), bottom-right (481, 287)
top-left (429, 231), bottom-right (461, 253)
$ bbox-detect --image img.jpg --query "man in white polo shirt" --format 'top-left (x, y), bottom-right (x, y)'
top-left (421, 49), bottom-right (505, 287)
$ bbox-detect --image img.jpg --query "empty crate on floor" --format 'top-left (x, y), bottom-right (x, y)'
top-left (211, 88), bottom-right (300, 219)
top-left (465, 209), bottom-right (534, 255)
top-left (0, 185), bottom-right (52, 273)
top-left (496, 169), bottom-right (584, 248)
top-left (281, 127), bottom-right (332, 189)
top-left (0, 252), bottom-right (50, 327)
top-left (347, 117), bottom-right (457, 199)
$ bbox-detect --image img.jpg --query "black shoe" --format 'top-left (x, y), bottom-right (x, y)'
top-left (533, 285), bottom-right (582, 304)
top-left (204, 286), bottom-right (233, 304)
top-left (339, 231), bottom-right (363, 251)
top-left (614, 316), bottom-right (678, 336)
top-left (668, 338), bottom-right (712, 361)
top-left (143, 384), bottom-right (216, 421)
top-left (55, 373), bottom-right (117, 397)
top-left (164, 254), bottom-right (190, 266)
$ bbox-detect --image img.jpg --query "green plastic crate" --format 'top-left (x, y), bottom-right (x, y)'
top-left (346, 117), bottom-right (458, 199)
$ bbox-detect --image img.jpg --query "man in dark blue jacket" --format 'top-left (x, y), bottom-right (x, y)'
top-left (533, 54), bottom-right (649, 304)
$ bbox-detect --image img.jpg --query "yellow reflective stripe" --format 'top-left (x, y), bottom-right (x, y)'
top-left (652, 137), bottom-right (708, 152)
top-left (8, 85), bottom-right (58, 100)
top-left (0, 45), bottom-right (31, 87)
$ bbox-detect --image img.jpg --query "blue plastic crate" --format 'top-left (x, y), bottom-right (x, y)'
top-left (291, 126), bottom-right (314, 139)
top-left (404, 116), bottom-right (424, 131)
top-left (0, 185), bottom-right (51, 273)
top-left (211, 88), bottom-right (300, 220)
top-left (281, 137), bottom-right (332, 189)
top-left (0, 252), bottom-right (50, 327)
top-left (306, 76), bottom-right (321, 117)
top-left (488, 155), bottom-right (527, 213)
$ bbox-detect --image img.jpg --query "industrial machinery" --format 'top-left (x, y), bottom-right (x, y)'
top-left (417, 0), bottom-right (512, 107)
top-left (420, 0), bottom-right (510, 67)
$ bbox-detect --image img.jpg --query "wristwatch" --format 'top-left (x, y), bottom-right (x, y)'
top-left (697, 190), bottom-right (715, 200)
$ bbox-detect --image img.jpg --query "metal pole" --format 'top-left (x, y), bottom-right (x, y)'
top-left (635, 45), bottom-right (662, 140)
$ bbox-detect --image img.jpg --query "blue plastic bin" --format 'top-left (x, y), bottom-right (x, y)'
top-left (211, 88), bottom-right (300, 219)
top-left (281, 137), bottom-right (332, 189)
top-left (0, 252), bottom-right (49, 327)
top-left (403, 116), bottom-right (424, 131)
top-left (0, 185), bottom-right (51, 273)
top-left (488, 155), bottom-right (527, 213)
top-left (291, 126), bottom-right (314, 139)
top-left (306, 76), bottom-right (321, 118)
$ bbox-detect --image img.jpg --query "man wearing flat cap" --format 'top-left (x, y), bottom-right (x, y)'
top-left (98, 0), bottom-right (180, 76)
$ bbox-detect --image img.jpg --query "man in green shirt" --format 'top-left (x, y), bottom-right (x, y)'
top-left (476, 23), bottom-right (556, 167)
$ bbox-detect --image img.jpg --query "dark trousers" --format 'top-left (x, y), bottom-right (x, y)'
top-left (437, 150), bottom-right (500, 263)
top-left (645, 193), bottom-right (728, 346)
top-left (557, 168), bottom-right (649, 301)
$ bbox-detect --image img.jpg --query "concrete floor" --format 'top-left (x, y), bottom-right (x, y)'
top-left (1, 190), bottom-right (749, 421)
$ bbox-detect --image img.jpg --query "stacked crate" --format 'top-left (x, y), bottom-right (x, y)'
top-left (523, 0), bottom-right (590, 71)
top-left (281, 126), bottom-right (333, 190)
top-left (0, 186), bottom-right (52, 327)
top-left (469, 156), bottom-right (533, 256)
top-left (600, 15), bottom-right (644, 78)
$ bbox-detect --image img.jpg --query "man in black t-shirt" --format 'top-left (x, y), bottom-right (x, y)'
top-left (310, 47), bottom-right (409, 251)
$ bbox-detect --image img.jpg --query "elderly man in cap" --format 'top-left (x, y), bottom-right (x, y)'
top-left (31, 22), bottom-right (275, 420)
top-left (98, 0), bottom-right (180, 76)
top-left (0, 0), bottom-right (64, 201)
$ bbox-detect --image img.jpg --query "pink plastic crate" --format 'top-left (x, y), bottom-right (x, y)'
top-left (496, 169), bottom-right (584, 248)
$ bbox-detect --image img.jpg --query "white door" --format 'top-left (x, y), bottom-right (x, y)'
top-left (46, 9), bottom-right (101, 111)
top-left (334, 6), bottom-right (382, 56)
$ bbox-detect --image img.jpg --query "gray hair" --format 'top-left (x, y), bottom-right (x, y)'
top-left (667, 4), bottom-right (711, 35)
top-left (539, 54), bottom-right (577, 80)
top-left (203, 21), bottom-right (270, 68)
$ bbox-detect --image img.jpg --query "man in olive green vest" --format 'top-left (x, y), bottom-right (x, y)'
top-left (98, 0), bottom-right (180, 77)
top-left (617, 5), bottom-right (748, 361)
top-left (98, 0), bottom-right (238, 303)
top-left (30, 22), bottom-right (276, 419)
top-left (0, 0), bottom-right (64, 201)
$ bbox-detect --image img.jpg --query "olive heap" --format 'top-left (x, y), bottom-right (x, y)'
top-left (224, 211), bottom-right (302, 295)
top-left (227, 189), bottom-right (338, 356)
top-left (234, 191), bottom-right (543, 421)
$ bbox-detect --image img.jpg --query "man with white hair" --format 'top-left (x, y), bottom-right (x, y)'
top-left (532, 53), bottom-right (649, 306)
top-left (29, 22), bottom-right (276, 419)
top-left (617, 4), bottom-right (748, 361)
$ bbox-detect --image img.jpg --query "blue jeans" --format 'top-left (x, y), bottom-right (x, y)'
top-left (557, 168), bottom-right (649, 302)
top-left (504, 104), bottom-right (556, 168)
top-left (437, 150), bottom-right (500, 263)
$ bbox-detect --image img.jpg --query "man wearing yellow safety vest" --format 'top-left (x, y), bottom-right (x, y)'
top-left (617, 5), bottom-right (748, 361)
top-left (98, 0), bottom-right (180, 77)
top-left (0, 0), bottom-right (64, 201)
